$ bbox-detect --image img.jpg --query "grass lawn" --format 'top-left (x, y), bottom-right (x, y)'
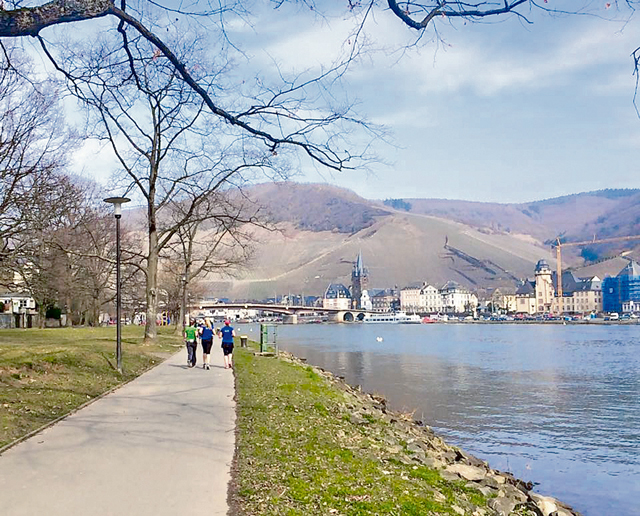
top-left (233, 343), bottom-right (498, 516)
top-left (0, 325), bottom-right (183, 449)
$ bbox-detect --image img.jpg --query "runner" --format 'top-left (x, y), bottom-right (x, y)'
top-left (217, 319), bottom-right (235, 369)
top-left (184, 319), bottom-right (198, 368)
top-left (200, 319), bottom-right (214, 370)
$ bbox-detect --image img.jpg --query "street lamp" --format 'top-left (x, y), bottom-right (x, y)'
top-left (104, 196), bottom-right (131, 373)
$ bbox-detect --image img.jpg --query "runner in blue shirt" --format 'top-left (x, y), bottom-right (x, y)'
top-left (199, 319), bottom-right (214, 370)
top-left (218, 320), bottom-right (235, 369)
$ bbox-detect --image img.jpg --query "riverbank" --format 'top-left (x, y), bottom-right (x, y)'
top-left (0, 326), bottom-right (182, 450)
top-left (232, 342), bottom-right (580, 516)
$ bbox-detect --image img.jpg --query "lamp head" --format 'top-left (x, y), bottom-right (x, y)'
top-left (103, 196), bottom-right (131, 217)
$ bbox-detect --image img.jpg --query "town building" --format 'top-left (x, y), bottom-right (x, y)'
top-left (622, 300), bottom-right (640, 313)
top-left (423, 285), bottom-right (443, 312)
top-left (553, 272), bottom-right (602, 314)
top-left (0, 292), bottom-right (38, 328)
top-left (602, 260), bottom-right (640, 314)
top-left (439, 281), bottom-right (478, 314)
top-left (351, 251), bottom-right (369, 309)
top-left (400, 282), bottom-right (443, 313)
top-left (399, 282), bottom-right (424, 312)
top-left (370, 288), bottom-right (399, 313)
top-left (517, 259), bottom-right (603, 315)
top-left (360, 290), bottom-right (373, 311)
top-left (515, 281), bottom-right (536, 315)
top-left (534, 259), bottom-right (555, 313)
top-left (489, 287), bottom-right (517, 313)
top-left (322, 283), bottom-right (352, 310)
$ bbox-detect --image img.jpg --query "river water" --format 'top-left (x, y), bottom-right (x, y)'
top-left (245, 323), bottom-right (640, 516)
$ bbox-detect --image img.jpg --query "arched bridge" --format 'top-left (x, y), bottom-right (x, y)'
top-left (193, 302), bottom-right (371, 323)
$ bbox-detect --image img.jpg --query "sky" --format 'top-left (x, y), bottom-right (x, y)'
top-left (67, 1), bottom-right (640, 204)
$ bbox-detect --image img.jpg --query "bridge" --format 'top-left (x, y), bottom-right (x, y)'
top-left (192, 302), bottom-right (371, 323)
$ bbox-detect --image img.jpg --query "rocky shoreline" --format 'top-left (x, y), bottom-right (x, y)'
top-left (279, 350), bottom-right (582, 516)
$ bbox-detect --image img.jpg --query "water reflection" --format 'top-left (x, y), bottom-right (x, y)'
top-left (275, 324), bottom-right (640, 516)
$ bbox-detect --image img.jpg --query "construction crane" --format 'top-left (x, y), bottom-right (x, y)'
top-left (552, 234), bottom-right (640, 313)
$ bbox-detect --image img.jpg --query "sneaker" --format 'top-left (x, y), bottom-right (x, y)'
top-left (205, 364), bottom-right (210, 370)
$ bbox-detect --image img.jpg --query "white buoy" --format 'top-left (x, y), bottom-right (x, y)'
top-left (376, 336), bottom-right (383, 342)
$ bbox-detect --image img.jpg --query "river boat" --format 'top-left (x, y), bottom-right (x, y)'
top-left (362, 311), bottom-right (422, 324)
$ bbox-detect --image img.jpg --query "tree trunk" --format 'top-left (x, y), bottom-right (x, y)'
top-left (178, 298), bottom-right (185, 332)
top-left (144, 227), bottom-right (159, 342)
top-left (65, 295), bottom-right (72, 327)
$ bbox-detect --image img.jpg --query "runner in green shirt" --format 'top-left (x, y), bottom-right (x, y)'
top-left (184, 321), bottom-right (198, 368)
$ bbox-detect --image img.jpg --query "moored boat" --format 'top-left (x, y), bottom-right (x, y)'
top-left (363, 311), bottom-right (422, 324)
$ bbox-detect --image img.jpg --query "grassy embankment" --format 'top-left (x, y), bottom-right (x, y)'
top-left (233, 342), bottom-right (529, 516)
top-left (0, 326), bottom-right (183, 449)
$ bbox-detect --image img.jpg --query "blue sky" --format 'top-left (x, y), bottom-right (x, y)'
top-left (70, 2), bottom-right (640, 203)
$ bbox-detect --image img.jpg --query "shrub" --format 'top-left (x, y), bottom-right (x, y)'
top-left (45, 306), bottom-right (62, 319)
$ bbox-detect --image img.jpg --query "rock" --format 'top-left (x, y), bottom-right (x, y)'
top-left (488, 473), bottom-right (507, 485)
top-left (432, 489), bottom-right (446, 503)
top-left (445, 464), bottom-right (487, 481)
top-left (397, 454), bottom-right (414, 465)
top-left (478, 476), bottom-right (501, 489)
top-left (407, 442), bottom-right (425, 454)
top-left (529, 493), bottom-right (559, 516)
top-left (440, 470), bottom-right (463, 482)
top-left (451, 505), bottom-right (465, 515)
top-left (465, 482), bottom-right (495, 498)
top-left (349, 413), bottom-right (368, 425)
top-left (488, 496), bottom-right (517, 516)
top-left (420, 457), bottom-right (445, 469)
top-left (498, 484), bottom-right (528, 503)
top-left (456, 449), bottom-right (487, 468)
top-left (550, 511), bottom-right (574, 516)
top-left (438, 451), bottom-right (458, 463)
top-left (476, 485), bottom-right (496, 498)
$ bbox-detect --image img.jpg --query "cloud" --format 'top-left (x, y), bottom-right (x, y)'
top-left (338, 14), bottom-right (640, 97)
top-left (70, 139), bottom-right (119, 183)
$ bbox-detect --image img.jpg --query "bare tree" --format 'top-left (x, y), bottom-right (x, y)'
top-left (5, 174), bottom-right (87, 326)
top-left (165, 191), bottom-right (261, 328)
top-left (47, 31), bottom-right (309, 340)
top-left (0, 47), bottom-right (75, 261)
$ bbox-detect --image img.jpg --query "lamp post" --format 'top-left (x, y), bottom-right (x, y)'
top-left (104, 196), bottom-right (131, 373)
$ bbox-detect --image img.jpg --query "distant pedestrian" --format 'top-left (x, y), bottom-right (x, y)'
top-left (184, 319), bottom-right (198, 368)
top-left (217, 319), bottom-right (235, 369)
top-left (199, 319), bottom-right (214, 370)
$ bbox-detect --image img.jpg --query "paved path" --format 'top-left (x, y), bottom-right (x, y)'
top-left (0, 350), bottom-right (235, 515)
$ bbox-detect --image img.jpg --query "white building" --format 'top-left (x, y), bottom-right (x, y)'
top-left (623, 300), bottom-right (639, 313)
top-left (423, 285), bottom-right (443, 312)
top-left (360, 290), bottom-right (373, 311)
top-left (1, 293), bottom-right (36, 313)
top-left (400, 283), bottom-right (424, 312)
top-left (400, 282), bottom-right (444, 313)
top-left (439, 281), bottom-right (478, 314)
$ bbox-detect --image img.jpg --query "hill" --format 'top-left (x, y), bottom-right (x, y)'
top-left (206, 183), bottom-right (552, 300)
top-left (383, 189), bottom-right (640, 242)
top-left (196, 183), bottom-right (640, 299)
top-left (245, 182), bottom-right (391, 234)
